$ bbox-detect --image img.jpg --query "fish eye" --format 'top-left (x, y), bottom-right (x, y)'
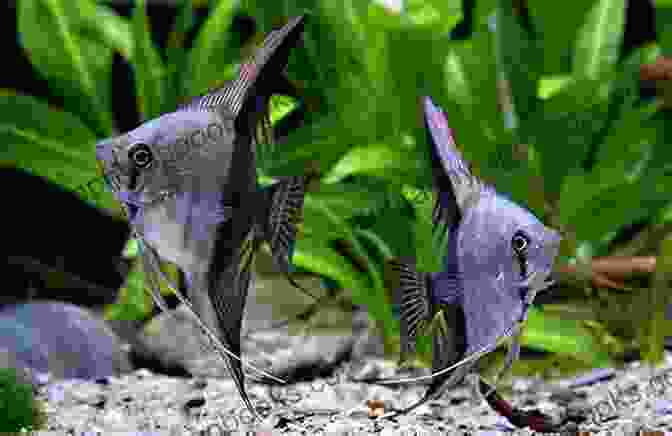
top-left (511, 231), bottom-right (530, 255)
top-left (128, 143), bottom-right (153, 168)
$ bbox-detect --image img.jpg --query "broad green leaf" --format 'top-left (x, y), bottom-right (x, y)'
top-left (308, 197), bottom-right (398, 345)
top-left (264, 114), bottom-right (352, 177)
top-left (537, 75), bottom-right (572, 99)
top-left (323, 143), bottom-right (429, 186)
top-left (292, 237), bottom-right (370, 302)
top-left (563, 168), bottom-right (672, 251)
top-left (402, 185), bottom-right (439, 272)
top-left (532, 76), bottom-right (612, 198)
top-left (123, 238), bottom-right (140, 258)
top-left (494, 0), bottom-right (542, 142)
top-left (404, 0), bottom-right (462, 34)
top-left (187, 0), bottom-right (238, 97)
top-left (441, 31), bottom-right (508, 161)
top-left (18, 0), bottom-right (113, 136)
top-left (354, 228), bottom-right (395, 261)
top-left (657, 202), bottom-right (672, 224)
top-left (0, 93), bottom-right (98, 189)
top-left (527, 0), bottom-right (592, 75)
top-left (77, 3), bottom-right (134, 61)
top-left (166, 0), bottom-right (196, 110)
top-left (104, 262), bottom-right (153, 321)
top-left (269, 95), bottom-right (298, 125)
top-left (307, 182), bottom-right (390, 221)
top-left (132, 0), bottom-right (166, 121)
top-left (655, 5), bottom-right (672, 55)
top-left (523, 307), bottom-right (612, 366)
top-left (572, 0), bottom-right (626, 80)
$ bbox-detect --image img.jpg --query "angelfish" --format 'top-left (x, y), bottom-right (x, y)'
top-left (379, 97), bottom-right (565, 432)
top-left (95, 16), bottom-right (308, 420)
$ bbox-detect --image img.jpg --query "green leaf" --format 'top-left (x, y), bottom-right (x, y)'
top-left (307, 182), bottom-right (390, 221)
top-left (655, 5), bottom-right (672, 56)
top-left (493, 0), bottom-right (542, 141)
top-left (0, 93), bottom-right (98, 190)
top-left (308, 197), bottom-right (398, 346)
top-left (132, 0), bottom-right (166, 121)
top-left (404, 0), bottom-right (463, 34)
top-left (187, 0), bottom-right (238, 97)
top-left (354, 228), bottom-right (395, 261)
top-left (105, 262), bottom-right (153, 321)
top-left (323, 143), bottom-right (429, 186)
top-left (293, 237), bottom-right (370, 300)
top-left (639, 236), bottom-right (672, 366)
top-left (166, 0), bottom-right (196, 110)
top-left (562, 168), bottom-right (672, 251)
top-left (572, 0), bottom-right (626, 80)
top-left (123, 238), bottom-right (140, 258)
top-left (17, 0), bottom-right (114, 136)
top-left (537, 75), bottom-right (572, 99)
top-left (533, 77), bottom-right (611, 198)
top-left (77, 3), bottom-right (134, 61)
top-left (523, 307), bottom-right (612, 366)
top-left (269, 95), bottom-right (298, 125)
top-left (402, 185), bottom-right (440, 272)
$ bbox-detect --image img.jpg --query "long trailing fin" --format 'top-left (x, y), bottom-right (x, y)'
top-left (138, 237), bottom-right (286, 384)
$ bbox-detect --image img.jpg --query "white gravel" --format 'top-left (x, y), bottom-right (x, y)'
top-left (33, 353), bottom-right (672, 435)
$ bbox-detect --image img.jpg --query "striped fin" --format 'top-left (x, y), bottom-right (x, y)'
top-left (386, 258), bottom-right (433, 363)
top-left (179, 15), bottom-right (305, 119)
top-left (262, 176), bottom-right (305, 272)
top-left (260, 176), bottom-right (318, 299)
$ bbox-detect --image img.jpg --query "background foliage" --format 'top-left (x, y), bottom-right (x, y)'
top-left (4, 0), bottom-right (672, 378)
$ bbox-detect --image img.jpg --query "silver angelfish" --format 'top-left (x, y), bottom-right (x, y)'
top-left (379, 96), bottom-right (563, 430)
top-left (95, 16), bottom-right (308, 420)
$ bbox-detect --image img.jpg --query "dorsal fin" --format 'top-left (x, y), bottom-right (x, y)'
top-left (177, 15), bottom-right (306, 123)
top-left (423, 96), bottom-right (486, 229)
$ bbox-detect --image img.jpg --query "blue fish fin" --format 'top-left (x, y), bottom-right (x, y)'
top-left (386, 257), bottom-right (433, 364)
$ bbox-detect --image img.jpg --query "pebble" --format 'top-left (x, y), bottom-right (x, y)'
top-left (29, 351), bottom-right (672, 435)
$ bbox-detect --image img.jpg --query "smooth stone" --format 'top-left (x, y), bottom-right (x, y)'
top-left (0, 301), bottom-right (132, 382)
top-left (136, 302), bottom-right (361, 382)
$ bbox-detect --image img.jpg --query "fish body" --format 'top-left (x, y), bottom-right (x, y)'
top-left (385, 96), bottom-right (562, 429)
top-left (95, 16), bottom-right (308, 419)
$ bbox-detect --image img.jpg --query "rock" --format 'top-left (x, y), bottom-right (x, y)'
top-left (137, 303), bottom-right (358, 382)
top-left (0, 302), bottom-right (133, 383)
